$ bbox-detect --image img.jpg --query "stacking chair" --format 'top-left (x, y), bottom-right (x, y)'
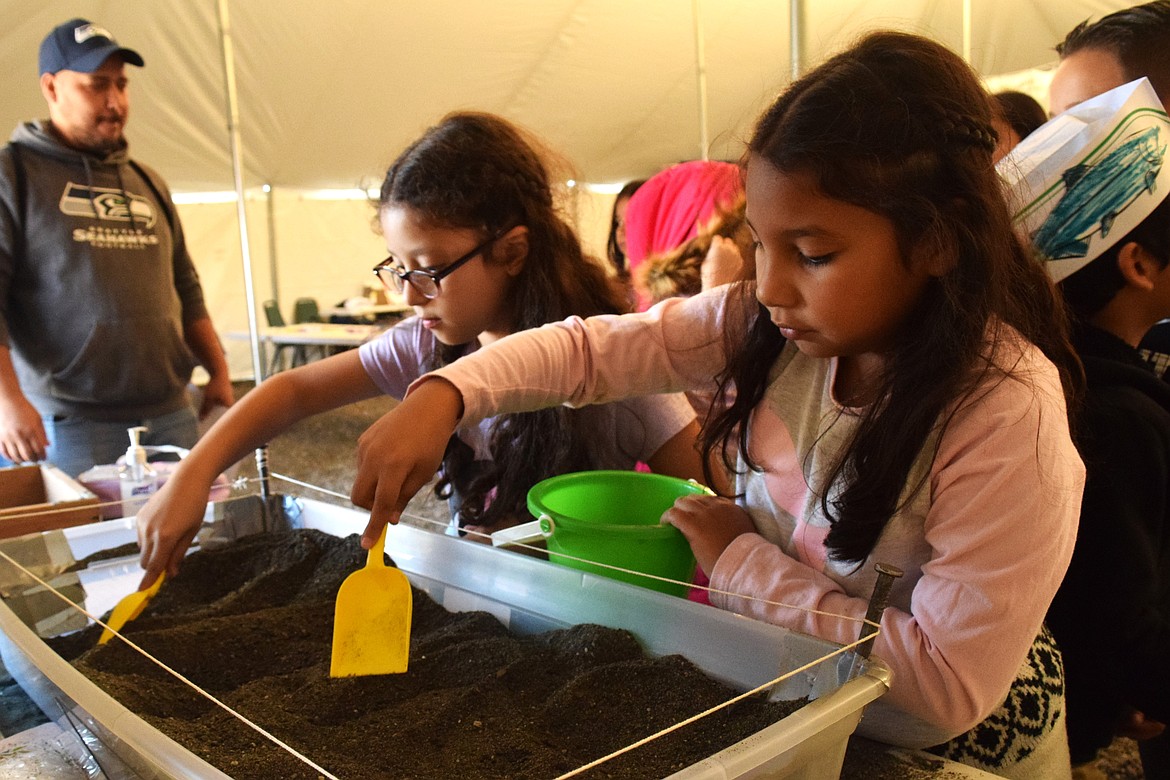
top-left (292, 297), bottom-right (321, 324)
top-left (262, 299), bottom-right (298, 376)
top-left (291, 297), bottom-right (327, 363)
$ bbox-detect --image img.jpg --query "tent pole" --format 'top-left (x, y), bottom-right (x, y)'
top-left (265, 184), bottom-right (279, 307)
top-left (691, 0), bottom-right (710, 161)
top-left (216, 0), bottom-right (274, 505)
top-left (215, 0), bottom-right (263, 386)
top-left (790, 0), bottom-right (805, 80)
top-left (962, 0), bottom-right (972, 63)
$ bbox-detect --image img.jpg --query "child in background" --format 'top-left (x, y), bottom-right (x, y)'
top-left (604, 178), bottom-right (645, 280)
top-left (1002, 78), bottom-right (1170, 780)
top-left (136, 111), bottom-right (707, 581)
top-left (638, 195), bottom-right (753, 305)
top-left (1050, 0), bottom-right (1170, 390)
top-left (345, 33), bottom-right (1085, 778)
top-left (623, 159), bottom-right (743, 310)
top-left (990, 90), bottom-right (1048, 162)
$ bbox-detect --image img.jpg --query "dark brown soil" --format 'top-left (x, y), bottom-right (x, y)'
top-left (63, 541), bottom-right (142, 572)
top-left (51, 529), bottom-right (803, 780)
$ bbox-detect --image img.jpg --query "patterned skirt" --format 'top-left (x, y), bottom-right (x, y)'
top-left (927, 625), bottom-right (1071, 778)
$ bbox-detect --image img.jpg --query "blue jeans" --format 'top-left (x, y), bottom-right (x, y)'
top-left (0, 407), bottom-right (198, 478)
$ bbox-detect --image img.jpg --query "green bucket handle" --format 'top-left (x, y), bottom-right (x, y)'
top-left (490, 514), bottom-right (555, 548)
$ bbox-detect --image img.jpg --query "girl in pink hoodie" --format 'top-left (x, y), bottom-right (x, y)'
top-left (347, 33), bottom-right (1086, 779)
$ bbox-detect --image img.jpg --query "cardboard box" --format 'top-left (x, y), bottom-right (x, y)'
top-left (0, 464), bottom-right (101, 540)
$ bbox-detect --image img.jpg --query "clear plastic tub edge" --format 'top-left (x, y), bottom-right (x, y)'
top-left (0, 495), bottom-right (891, 780)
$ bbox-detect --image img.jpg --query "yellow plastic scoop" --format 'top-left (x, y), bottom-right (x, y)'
top-left (330, 525), bottom-right (412, 677)
top-left (98, 572), bottom-right (165, 645)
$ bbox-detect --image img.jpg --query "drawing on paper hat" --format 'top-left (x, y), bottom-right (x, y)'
top-left (999, 78), bottom-right (1170, 282)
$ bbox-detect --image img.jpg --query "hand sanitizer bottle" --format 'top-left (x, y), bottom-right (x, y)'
top-left (118, 426), bottom-right (158, 517)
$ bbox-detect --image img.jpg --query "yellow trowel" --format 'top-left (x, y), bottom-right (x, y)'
top-left (330, 525), bottom-right (412, 677)
top-left (98, 572), bottom-right (165, 645)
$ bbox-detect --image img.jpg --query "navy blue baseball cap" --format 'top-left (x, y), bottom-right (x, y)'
top-left (39, 18), bottom-right (144, 76)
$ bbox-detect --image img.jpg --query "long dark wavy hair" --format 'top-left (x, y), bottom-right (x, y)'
top-left (379, 111), bottom-right (630, 528)
top-left (700, 32), bottom-right (1084, 564)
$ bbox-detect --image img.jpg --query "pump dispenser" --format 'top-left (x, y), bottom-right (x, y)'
top-left (118, 426), bottom-right (158, 516)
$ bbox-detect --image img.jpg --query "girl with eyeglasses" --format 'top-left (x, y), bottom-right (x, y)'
top-left (136, 111), bottom-right (710, 582)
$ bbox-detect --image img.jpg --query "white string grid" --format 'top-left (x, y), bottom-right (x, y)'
top-left (0, 544), bottom-right (343, 780)
top-left (0, 472), bottom-right (884, 780)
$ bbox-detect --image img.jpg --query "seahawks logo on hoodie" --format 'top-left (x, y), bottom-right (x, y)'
top-left (59, 183), bottom-right (157, 228)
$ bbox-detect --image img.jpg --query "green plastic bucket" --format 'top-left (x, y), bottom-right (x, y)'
top-left (525, 470), bottom-right (705, 597)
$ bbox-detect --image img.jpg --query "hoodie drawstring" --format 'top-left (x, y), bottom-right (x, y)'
top-left (114, 163), bottom-right (138, 232)
top-left (81, 155), bottom-right (100, 221)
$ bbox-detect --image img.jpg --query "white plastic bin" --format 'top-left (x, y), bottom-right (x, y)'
top-left (0, 495), bottom-right (890, 779)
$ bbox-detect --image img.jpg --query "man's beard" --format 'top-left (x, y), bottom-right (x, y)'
top-left (78, 118), bottom-right (127, 155)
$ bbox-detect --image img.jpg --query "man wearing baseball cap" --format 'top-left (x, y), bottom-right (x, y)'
top-left (39, 18), bottom-right (145, 74)
top-left (0, 19), bottom-right (233, 477)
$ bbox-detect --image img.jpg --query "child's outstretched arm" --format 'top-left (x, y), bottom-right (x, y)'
top-left (136, 351), bottom-right (382, 588)
top-left (348, 293), bottom-right (733, 545)
top-left (433, 293), bottom-right (729, 422)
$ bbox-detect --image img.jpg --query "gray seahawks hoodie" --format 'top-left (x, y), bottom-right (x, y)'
top-left (0, 120), bottom-right (207, 420)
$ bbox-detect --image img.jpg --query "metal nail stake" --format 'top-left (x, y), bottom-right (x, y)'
top-left (255, 445), bottom-right (272, 502)
top-left (857, 562), bottom-right (903, 659)
top-left (254, 444), bottom-right (276, 532)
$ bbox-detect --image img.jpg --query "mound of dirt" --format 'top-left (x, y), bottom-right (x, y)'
top-left (52, 529), bottom-right (802, 779)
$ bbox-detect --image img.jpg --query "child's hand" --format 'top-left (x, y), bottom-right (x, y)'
top-left (662, 494), bottom-right (754, 576)
top-left (350, 377), bottom-right (464, 548)
top-left (700, 235), bottom-right (745, 291)
top-left (137, 471), bottom-right (212, 589)
top-left (1116, 707), bottom-right (1166, 741)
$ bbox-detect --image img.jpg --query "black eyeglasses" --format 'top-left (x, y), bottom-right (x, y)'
top-left (372, 224), bottom-right (516, 300)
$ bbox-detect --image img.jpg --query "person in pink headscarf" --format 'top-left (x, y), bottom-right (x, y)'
top-left (623, 159), bottom-right (745, 310)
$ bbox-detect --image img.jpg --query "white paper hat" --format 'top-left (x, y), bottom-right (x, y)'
top-left (998, 78), bottom-right (1170, 282)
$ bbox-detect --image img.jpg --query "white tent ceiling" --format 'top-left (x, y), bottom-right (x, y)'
top-left (0, 1), bottom-right (1136, 380)
top-left (0, 1), bottom-right (1135, 191)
